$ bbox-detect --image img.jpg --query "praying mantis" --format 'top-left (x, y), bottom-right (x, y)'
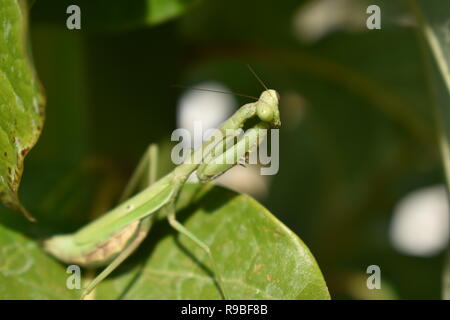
top-left (43, 79), bottom-right (281, 299)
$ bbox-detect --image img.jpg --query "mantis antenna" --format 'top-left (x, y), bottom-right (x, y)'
top-left (172, 84), bottom-right (258, 100)
top-left (174, 65), bottom-right (277, 101)
top-left (246, 64), bottom-right (268, 91)
top-left (246, 64), bottom-right (278, 101)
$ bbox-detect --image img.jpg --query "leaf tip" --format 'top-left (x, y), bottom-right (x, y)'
top-left (1, 191), bottom-right (36, 222)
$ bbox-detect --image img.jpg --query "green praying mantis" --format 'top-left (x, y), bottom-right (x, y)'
top-left (43, 75), bottom-right (281, 299)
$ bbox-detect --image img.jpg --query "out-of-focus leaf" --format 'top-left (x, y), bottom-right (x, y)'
top-left (0, 0), bottom-right (45, 219)
top-left (411, 0), bottom-right (450, 300)
top-left (96, 184), bottom-right (330, 299)
top-left (32, 0), bottom-right (198, 32)
top-left (412, 0), bottom-right (450, 185)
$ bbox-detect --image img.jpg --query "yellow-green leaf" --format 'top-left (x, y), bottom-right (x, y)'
top-left (96, 184), bottom-right (330, 300)
top-left (0, 0), bottom-right (45, 219)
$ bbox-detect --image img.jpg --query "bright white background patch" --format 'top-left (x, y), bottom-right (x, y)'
top-left (389, 185), bottom-right (450, 257)
top-left (292, 0), bottom-right (365, 43)
top-left (176, 81), bottom-right (236, 149)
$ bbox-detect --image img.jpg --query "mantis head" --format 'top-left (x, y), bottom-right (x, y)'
top-left (256, 89), bottom-right (281, 128)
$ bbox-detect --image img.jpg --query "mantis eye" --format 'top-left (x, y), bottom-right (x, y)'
top-left (257, 104), bottom-right (274, 122)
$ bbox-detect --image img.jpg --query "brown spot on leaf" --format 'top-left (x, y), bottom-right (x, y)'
top-left (266, 274), bottom-right (272, 281)
top-left (253, 264), bottom-right (262, 273)
top-left (21, 147), bottom-right (30, 157)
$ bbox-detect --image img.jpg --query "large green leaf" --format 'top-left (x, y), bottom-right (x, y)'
top-left (95, 184), bottom-right (330, 300)
top-left (0, 0), bottom-right (44, 219)
top-left (0, 184), bottom-right (329, 299)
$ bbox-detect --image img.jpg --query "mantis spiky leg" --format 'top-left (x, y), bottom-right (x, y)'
top-left (81, 144), bottom-right (159, 299)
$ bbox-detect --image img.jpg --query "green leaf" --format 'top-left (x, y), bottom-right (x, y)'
top-left (411, 0), bottom-right (450, 182)
top-left (411, 0), bottom-right (450, 300)
top-left (0, 184), bottom-right (328, 300)
top-left (0, 0), bottom-right (45, 219)
top-left (32, 0), bottom-right (198, 32)
top-left (96, 184), bottom-right (330, 300)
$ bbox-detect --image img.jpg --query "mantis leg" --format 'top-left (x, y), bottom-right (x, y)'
top-left (119, 144), bottom-right (159, 201)
top-left (80, 224), bottom-right (151, 299)
top-left (81, 144), bottom-right (159, 299)
top-left (166, 202), bottom-right (228, 299)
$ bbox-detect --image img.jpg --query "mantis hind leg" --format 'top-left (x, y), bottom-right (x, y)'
top-left (81, 144), bottom-right (159, 299)
top-left (119, 144), bottom-right (159, 201)
top-left (165, 202), bottom-right (228, 299)
top-left (80, 223), bottom-right (151, 299)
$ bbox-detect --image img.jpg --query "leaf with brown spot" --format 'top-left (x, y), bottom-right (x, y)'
top-left (0, 0), bottom-right (45, 220)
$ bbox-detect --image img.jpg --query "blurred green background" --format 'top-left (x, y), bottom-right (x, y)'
top-left (2, 0), bottom-right (448, 299)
